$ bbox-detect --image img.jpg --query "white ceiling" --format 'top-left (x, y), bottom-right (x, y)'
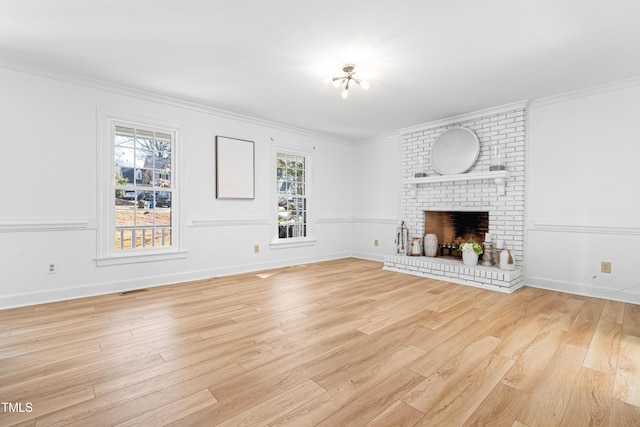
top-left (2, 1), bottom-right (640, 142)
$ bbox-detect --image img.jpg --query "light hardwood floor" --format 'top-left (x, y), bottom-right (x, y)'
top-left (1, 258), bottom-right (639, 426)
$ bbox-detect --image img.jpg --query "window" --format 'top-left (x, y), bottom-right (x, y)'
top-left (276, 152), bottom-right (308, 240)
top-left (113, 126), bottom-right (173, 250)
top-left (97, 112), bottom-right (184, 266)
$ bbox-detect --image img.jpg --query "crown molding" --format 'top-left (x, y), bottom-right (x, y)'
top-left (0, 60), bottom-right (348, 145)
top-left (398, 100), bottom-right (530, 135)
top-left (352, 132), bottom-right (401, 146)
top-left (529, 75), bottom-right (640, 109)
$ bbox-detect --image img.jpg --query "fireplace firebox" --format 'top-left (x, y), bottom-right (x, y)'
top-left (424, 211), bottom-right (489, 259)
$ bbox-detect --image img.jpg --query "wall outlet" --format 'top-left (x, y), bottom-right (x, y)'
top-left (374, 239), bottom-right (379, 247)
top-left (253, 244), bottom-right (260, 253)
top-left (601, 261), bottom-right (612, 274)
top-left (47, 262), bottom-right (57, 274)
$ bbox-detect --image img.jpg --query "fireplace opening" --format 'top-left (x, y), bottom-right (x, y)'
top-left (424, 211), bottom-right (489, 259)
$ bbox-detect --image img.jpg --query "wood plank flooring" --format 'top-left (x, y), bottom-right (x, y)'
top-left (1, 258), bottom-right (639, 426)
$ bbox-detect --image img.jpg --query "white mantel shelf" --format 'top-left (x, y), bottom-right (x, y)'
top-left (405, 170), bottom-right (509, 195)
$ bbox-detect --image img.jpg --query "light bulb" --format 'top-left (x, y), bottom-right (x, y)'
top-left (360, 80), bottom-right (370, 90)
top-left (341, 89), bottom-right (349, 99)
top-left (332, 79), bottom-right (342, 88)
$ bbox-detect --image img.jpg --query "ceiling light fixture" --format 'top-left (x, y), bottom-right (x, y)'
top-left (326, 64), bottom-right (370, 99)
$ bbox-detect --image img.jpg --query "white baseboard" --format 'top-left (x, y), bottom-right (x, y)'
top-left (350, 251), bottom-right (386, 262)
top-left (525, 275), bottom-right (640, 305)
top-left (0, 252), bottom-right (354, 310)
top-left (6, 253), bottom-right (637, 310)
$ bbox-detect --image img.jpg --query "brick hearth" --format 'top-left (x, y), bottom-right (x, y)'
top-left (384, 255), bottom-right (524, 293)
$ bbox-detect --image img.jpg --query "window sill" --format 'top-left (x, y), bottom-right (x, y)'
top-left (270, 238), bottom-right (316, 250)
top-left (96, 249), bottom-right (188, 267)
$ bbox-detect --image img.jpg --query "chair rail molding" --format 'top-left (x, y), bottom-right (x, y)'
top-left (0, 218), bottom-right (95, 233)
top-left (189, 216), bottom-right (270, 227)
top-left (527, 219), bottom-right (640, 235)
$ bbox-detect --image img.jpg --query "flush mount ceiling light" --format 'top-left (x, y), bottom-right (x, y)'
top-left (325, 64), bottom-right (370, 99)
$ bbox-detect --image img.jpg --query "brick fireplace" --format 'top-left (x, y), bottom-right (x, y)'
top-left (383, 102), bottom-right (527, 293)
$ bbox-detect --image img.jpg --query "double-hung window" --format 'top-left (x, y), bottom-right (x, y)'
top-left (275, 151), bottom-right (310, 242)
top-left (113, 126), bottom-right (173, 250)
top-left (97, 113), bottom-right (184, 266)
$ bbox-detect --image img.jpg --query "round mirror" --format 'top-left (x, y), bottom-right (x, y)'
top-left (430, 127), bottom-right (480, 175)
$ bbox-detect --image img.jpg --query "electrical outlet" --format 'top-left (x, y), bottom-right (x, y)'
top-left (254, 244), bottom-right (260, 253)
top-left (47, 262), bottom-right (57, 274)
top-left (374, 239), bottom-right (379, 247)
top-left (601, 261), bottom-right (612, 274)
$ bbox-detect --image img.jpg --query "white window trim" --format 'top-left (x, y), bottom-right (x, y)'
top-left (96, 109), bottom-right (186, 266)
top-left (270, 142), bottom-right (315, 249)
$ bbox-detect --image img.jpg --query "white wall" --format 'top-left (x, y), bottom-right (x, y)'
top-left (350, 134), bottom-right (402, 260)
top-left (2, 65), bottom-right (639, 308)
top-left (0, 67), bottom-right (354, 308)
top-left (526, 80), bottom-right (640, 303)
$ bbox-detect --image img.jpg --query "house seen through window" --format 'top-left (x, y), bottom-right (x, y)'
top-left (276, 152), bottom-right (307, 239)
top-left (113, 125), bottom-right (173, 250)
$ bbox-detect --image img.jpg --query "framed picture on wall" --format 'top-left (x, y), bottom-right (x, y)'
top-left (215, 136), bottom-right (255, 199)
